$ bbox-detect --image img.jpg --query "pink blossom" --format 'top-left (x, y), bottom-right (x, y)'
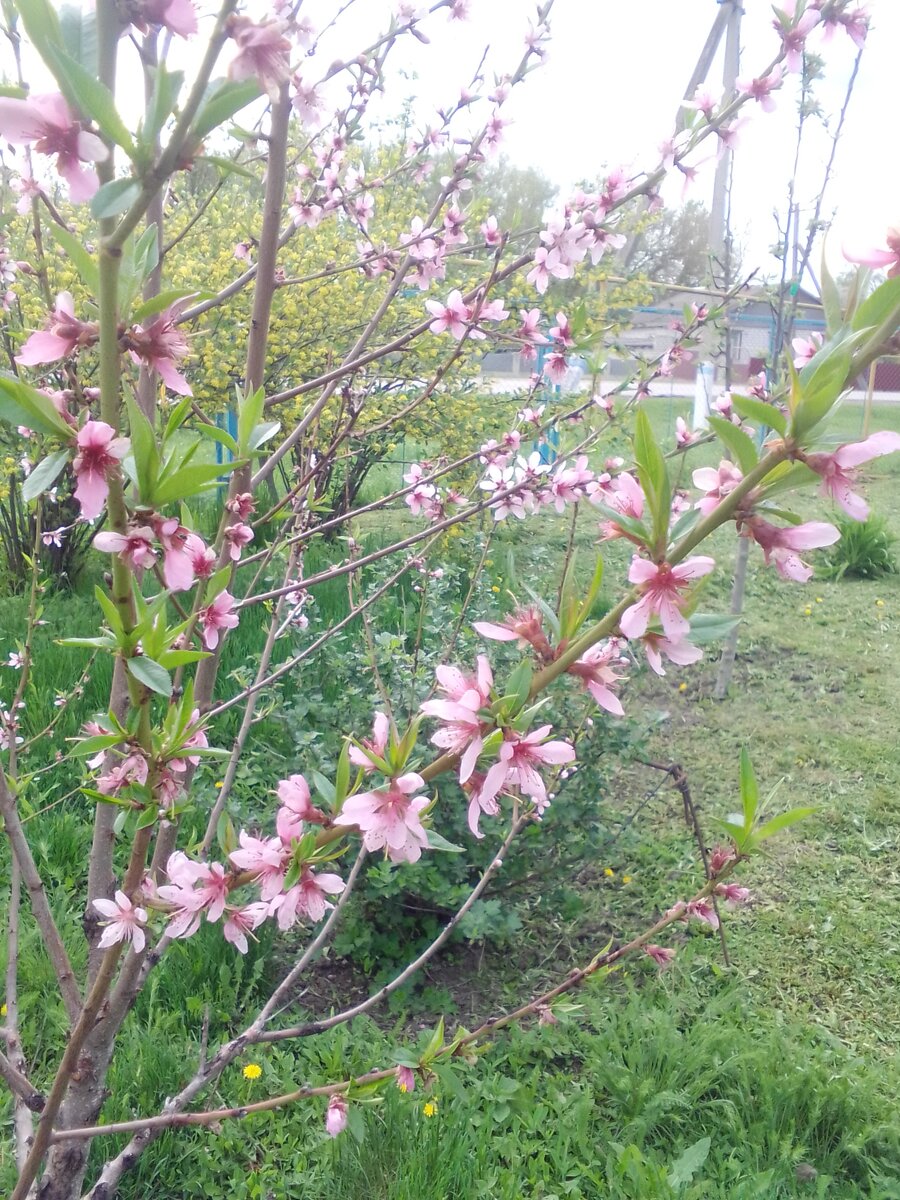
top-left (0, 93), bottom-right (108, 202)
top-left (743, 517), bottom-right (839, 582)
top-left (349, 711), bottom-right (390, 772)
top-left (270, 868), bottom-right (345, 930)
top-left (517, 308), bottom-right (548, 349)
top-left (642, 632), bottom-right (703, 677)
top-left (17, 291), bottom-right (97, 366)
top-left (692, 460), bottom-right (744, 517)
top-left (226, 493), bottom-right (255, 520)
top-left (736, 65), bottom-right (783, 111)
top-left (276, 773), bottom-right (328, 842)
top-left (325, 1095), bottom-right (349, 1137)
top-left (481, 215), bottom-right (502, 247)
top-left (716, 883), bottom-right (751, 907)
top-left (420, 655), bottom-right (493, 782)
top-left (96, 752), bottom-right (149, 801)
top-left (708, 845), bottom-right (737, 875)
top-left (550, 312), bottom-right (574, 347)
top-left (132, 0), bottom-right (198, 38)
top-left (473, 607), bottom-right (555, 662)
top-left (569, 642), bottom-right (626, 715)
top-left (93, 890), bottom-right (148, 953)
top-left (590, 470), bottom-right (645, 540)
top-left (683, 85), bottom-right (717, 120)
top-left (675, 416), bottom-right (695, 448)
top-left (805, 431), bottom-right (900, 520)
top-left (396, 1065), bottom-right (416, 1093)
top-left (222, 902), bottom-right (269, 953)
top-left (777, 7), bottom-right (821, 72)
top-left (620, 557), bottom-right (715, 641)
top-left (224, 522), bottom-right (254, 561)
top-left (644, 943), bottom-right (676, 969)
top-left (685, 898), bottom-right (719, 929)
top-left (93, 527), bottom-right (157, 572)
top-left (72, 421), bottom-right (130, 520)
top-left (480, 726), bottom-right (575, 815)
top-left (544, 350), bottom-right (569, 384)
top-left (227, 16), bottom-right (292, 99)
top-left (334, 773), bottom-right (430, 863)
top-left (426, 289), bottom-right (471, 339)
top-left (791, 331), bottom-right (823, 368)
top-left (128, 303), bottom-right (192, 395)
top-left (151, 518), bottom-right (194, 591)
top-left (229, 832), bottom-right (286, 901)
top-left (548, 455), bottom-right (594, 512)
top-left (462, 770), bottom-right (501, 839)
top-left (198, 591), bottom-right (239, 650)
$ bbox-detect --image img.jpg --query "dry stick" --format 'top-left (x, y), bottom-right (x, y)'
top-left (0, 772), bottom-right (82, 1023)
top-left (643, 760), bottom-right (730, 967)
top-left (60, 868), bottom-right (730, 1147)
top-left (3, 859), bottom-right (41, 1179)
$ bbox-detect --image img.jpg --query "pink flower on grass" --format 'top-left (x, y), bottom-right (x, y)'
top-left (270, 868), bottom-right (345, 930)
top-left (224, 522), bottom-right (254, 561)
top-left (743, 517), bottom-right (839, 582)
top-left (716, 883), bottom-right (751, 907)
top-left (128, 303), bottom-right (192, 395)
top-left (569, 642), bottom-right (626, 716)
top-left (222, 902), bottom-right (270, 953)
top-left (334, 773), bottom-right (430, 863)
top-left (0, 93), bottom-right (108, 202)
top-left (93, 890), bottom-right (148, 953)
top-left (325, 1095), bottom-right (349, 1137)
top-left (641, 632), bottom-right (703, 677)
top-left (620, 556), bottom-right (715, 641)
top-left (93, 527), bottom-right (157, 572)
top-left (276, 773), bottom-right (328, 842)
top-left (805, 432), bottom-right (900, 521)
top-left (791, 332), bottom-right (823, 368)
top-left (349, 712), bottom-right (390, 772)
top-left (693, 461), bottom-right (744, 517)
top-left (198, 591), bottom-right (239, 650)
top-left (685, 898), bottom-right (719, 929)
top-left (73, 420), bottom-right (130, 520)
top-left (644, 943), bottom-right (676, 970)
top-left (480, 726), bottom-right (575, 815)
top-left (420, 655), bottom-right (493, 782)
top-left (227, 16), bottom-right (292, 99)
top-left (426, 289), bottom-right (471, 339)
top-left (16, 292), bottom-right (97, 365)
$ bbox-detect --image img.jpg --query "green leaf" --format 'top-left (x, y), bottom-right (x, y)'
top-left (687, 613), bottom-right (741, 644)
top-left (125, 392), bottom-right (159, 503)
top-left (163, 395), bottom-right (193, 443)
top-left (135, 804), bottom-right (159, 829)
top-left (45, 221), bottom-right (100, 295)
top-left (335, 741), bottom-right (351, 806)
top-left (133, 223), bottom-right (160, 282)
top-left (505, 659), bottom-right (533, 714)
top-left (739, 748), bottom-right (758, 832)
top-left (730, 394), bottom-right (787, 437)
top-left (248, 420), bottom-right (280, 451)
top-left (197, 422), bottom-right (238, 456)
top-left (44, 41), bottom-right (135, 156)
top-left (192, 78), bottom-right (261, 143)
top-left (22, 449), bottom-right (70, 502)
top-left (68, 732), bottom-right (122, 757)
top-left (755, 805), bottom-right (817, 842)
top-left (127, 655), bottom-right (172, 696)
top-left (633, 407), bottom-right (671, 548)
top-left (311, 770), bottom-right (336, 808)
top-left (131, 288), bottom-right (199, 324)
top-left (59, 4), bottom-right (98, 75)
top-left (0, 84), bottom-right (28, 99)
top-left (94, 584), bottom-right (125, 638)
top-left (592, 502), bottom-right (650, 547)
top-left (198, 154), bottom-right (255, 179)
top-left (204, 566), bottom-right (232, 604)
top-left (790, 341), bottom-right (854, 439)
top-left (819, 249), bottom-right (844, 337)
top-left (91, 177), bottom-right (142, 220)
top-left (0, 374), bottom-right (77, 438)
top-left (707, 415), bottom-right (759, 474)
top-left (14, 0), bottom-right (64, 72)
top-left (143, 64), bottom-right (184, 143)
top-left (157, 649), bottom-right (209, 668)
top-left (237, 386), bottom-right (265, 454)
top-left (668, 1137), bottom-right (711, 1188)
top-left (426, 830), bottom-right (465, 853)
top-left (152, 461), bottom-right (242, 506)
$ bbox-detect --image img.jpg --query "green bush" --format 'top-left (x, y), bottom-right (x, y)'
top-left (822, 514), bottom-right (898, 581)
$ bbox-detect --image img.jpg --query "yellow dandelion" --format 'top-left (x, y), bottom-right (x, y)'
top-left (491, 586), bottom-right (500, 593)
top-left (678, 682), bottom-right (688, 693)
top-left (876, 599), bottom-right (885, 608)
top-left (622, 875), bottom-right (633, 884)
top-left (423, 1101), bottom-right (438, 1117)
top-left (803, 607), bottom-right (812, 616)
top-left (604, 867), bottom-right (615, 878)
top-left (0, 1003), bottom-right (6, 1017)
top-left (815, 597), bottom-right (823, 603)
top-left (242, 1063), bottom-right (262, 1080)
top-left (215, 781), bottom-right (224, 789)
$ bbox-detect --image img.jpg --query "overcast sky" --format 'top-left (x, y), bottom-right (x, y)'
top-left (307, 0), bottom-right (893, 281)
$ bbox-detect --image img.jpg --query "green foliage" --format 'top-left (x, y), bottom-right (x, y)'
top-left (822, 513), bottom-right (898, 581)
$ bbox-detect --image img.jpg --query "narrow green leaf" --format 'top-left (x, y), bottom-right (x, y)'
top-left (127, 655), bottom-right (172, 697)
top-left (192, 77), bottom-right (261, 143)
top-left (819, 250), bottom-right (844, 337)
top-left (311, 770), bottom-right (336, 807)
top-left (197, 423), bottom-right (238, 456)
top-left (0, 374), bottom-right (77, 438)
top-left (45, 221), bottom-right (100, 295)
top-left (790, 342), bottom-right (854, 439)
top-left (707, 415), bottom-right (759, 474)
top-left (94, 584), bottom-right (125, 638)
top-left (91, 177), bottom-right (142, 220)
top-left (132, 288), bottom-right (199, 324)
top-left (739, 748), bottom-right (758, 831)
top-left (237, 385), bottom-right (264, 454)
top-left (755, 806), bottom-right (817, 842)
top-left (151, 460), bottom-right (243, 506)
top-left (125, 391), bottom-right (159, 503)
top-left (668, 1137), bottom-right (712, 1188)
top-left (730, 394), bottom-right (787, 438)
top-left (143, 64), bottom-right (184, 143)
top-left (163, 395), bottom-right (193, 443)
top-left (198, 154), bottom-right (255, 179)
top-left (68, 732), bottom-right (122, 757)
top-left (426, 830), bottom-right (465, 853)
top-left (60, 4), bottom-right (98, 75)
top-left (633, 406), bottom-right (671, 547)
top-left (22, 449), bottom-right (70, 502)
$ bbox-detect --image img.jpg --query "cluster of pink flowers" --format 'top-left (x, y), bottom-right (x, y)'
top-left (402, 462), bottom-right (465, 523)
top-left (425, 288), bottom-right (508, 340)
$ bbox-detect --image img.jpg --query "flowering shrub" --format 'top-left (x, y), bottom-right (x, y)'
top-left (0, 2), bottom-right (893, 1198)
